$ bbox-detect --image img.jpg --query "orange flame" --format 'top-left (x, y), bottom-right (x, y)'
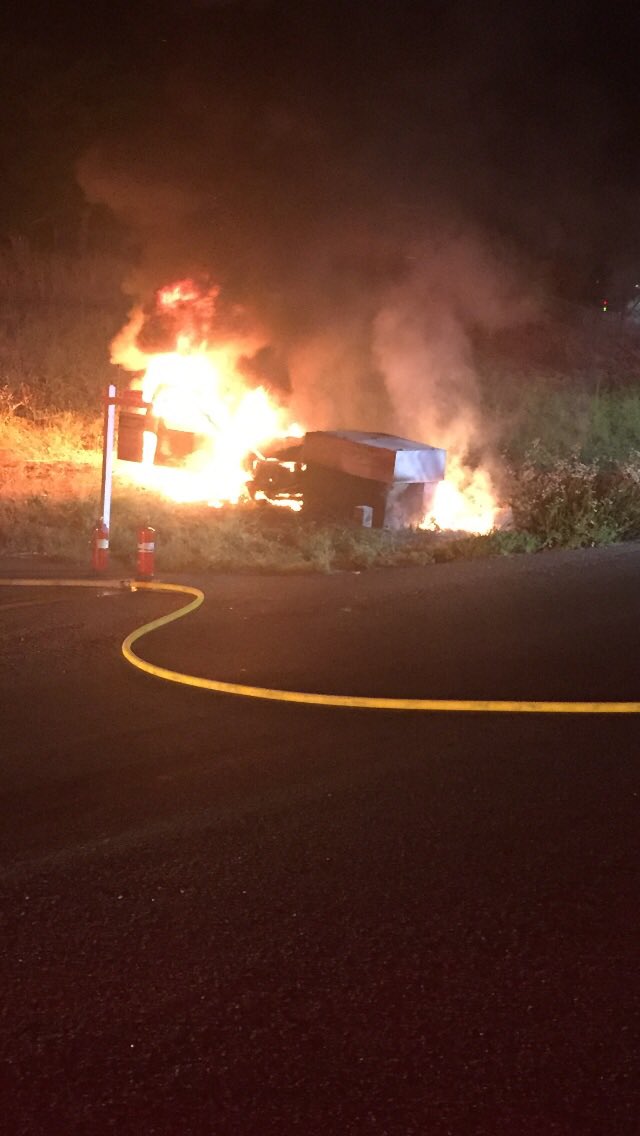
top-left (157, 280), bottom-right (202, 307)
top-left (423, 459), bottom-right (499, 534)
top-left (113, 280), bottom-right (301, 505)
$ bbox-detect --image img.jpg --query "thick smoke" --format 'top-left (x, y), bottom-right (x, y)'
top-left (75, 1), bottom-right (568, 476)
top-left (79, 139), bottom-right (537, 475)
top-left (371, 235), bottom-right (536, 456)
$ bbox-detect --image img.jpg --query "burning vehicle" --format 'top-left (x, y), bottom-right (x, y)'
top-left (112, 278), bottom-right (497, 532)
top-left (113, 278), bottom-right (304, 506)
top-left (118, 403), bottom-right (447, 528)
top-left (249, 430), bottom-right (446, 528)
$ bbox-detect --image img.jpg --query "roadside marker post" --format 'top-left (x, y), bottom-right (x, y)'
top-left (91, 384), bottom-right (117, 574)
top-left (99, 384), bottom-right (117, 533)
top-left (91, 384), bottom-right (159, 576)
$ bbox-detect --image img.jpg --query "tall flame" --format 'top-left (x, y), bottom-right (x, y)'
top-left (113, 280), bottom-right (300, 504)
top-left (112, 278), bottom-right (500, 528)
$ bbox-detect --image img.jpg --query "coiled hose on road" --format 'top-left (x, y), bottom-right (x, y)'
top-left (1, 577), bottom-right (639, 714)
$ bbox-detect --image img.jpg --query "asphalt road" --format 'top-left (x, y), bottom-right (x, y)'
top-left (1, 545), bottom-right (639, 1135)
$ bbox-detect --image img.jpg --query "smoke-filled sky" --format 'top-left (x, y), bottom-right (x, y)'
top-left (2, 0), bottom-right (639, 286)
top-left (1, 0), bottom-right (640, 448)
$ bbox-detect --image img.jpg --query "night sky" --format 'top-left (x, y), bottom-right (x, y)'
top-left (1, 0), bottom-right (639, 303)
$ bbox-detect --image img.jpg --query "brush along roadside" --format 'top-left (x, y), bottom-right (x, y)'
top-left (0, 488), bottom-right (447, 573)
top-left (2, 452), bottom-right (640, 573)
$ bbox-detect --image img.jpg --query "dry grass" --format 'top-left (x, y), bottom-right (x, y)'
top-left (0, 481), bottom-right (448, 573)
top-left (0, 238), bottom-right (127, 415)
top-left (2, 440), bottom-right (639, 574)
top-left (0, 413), bottom-right (102, 463)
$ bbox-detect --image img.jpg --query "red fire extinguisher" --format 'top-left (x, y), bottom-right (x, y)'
top-left (136, 526), bottom-right (156, 580)
top-left (91, 519), bottom-right (110, 574)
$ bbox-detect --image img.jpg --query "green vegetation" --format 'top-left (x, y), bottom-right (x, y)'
top-left (1, 243), bottom-right (640, 572)
top-left (510, 455), bottom-right (640, 548)
top-left (3, 461), bottom-right (639, 572)
top-left (0, 491), bottom-right (447, 573)
top-left (487, 384), bottom-right (640, 465)
top-left (473, 307), bottom-right (640, 464)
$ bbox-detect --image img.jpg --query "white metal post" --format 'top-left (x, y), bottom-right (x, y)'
top-left (99, 384), bottom-right (117, 530)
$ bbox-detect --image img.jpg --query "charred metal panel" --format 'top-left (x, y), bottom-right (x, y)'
top-left (303, 430), bottom-right (446, 485)
top-left (303, 464), bottom-right (442, 529)
top-left (301, 430), bottom-right (445, 529)
top-left (303, 464), bottom-right (389, 525)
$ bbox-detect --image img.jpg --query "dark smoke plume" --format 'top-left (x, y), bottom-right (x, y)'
top-left (76, 0), bottom-right (640, 459)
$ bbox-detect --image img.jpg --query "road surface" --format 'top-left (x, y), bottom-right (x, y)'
top-left (1, 545), bottom-right (639, 1134)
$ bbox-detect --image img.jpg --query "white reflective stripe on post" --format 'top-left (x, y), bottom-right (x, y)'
top-left (96, 539), bottom-right (109, 549)
top-left (99, 384), bottom-right (117, 531)
top-left (137, 542), bottom-right (154, 551)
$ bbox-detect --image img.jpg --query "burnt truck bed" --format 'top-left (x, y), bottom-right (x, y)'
top-left (254, 430), bottom-right (446, 529)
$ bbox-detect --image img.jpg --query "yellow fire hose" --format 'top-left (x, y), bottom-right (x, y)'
top-left (1, 577), bottom-right (639, 714)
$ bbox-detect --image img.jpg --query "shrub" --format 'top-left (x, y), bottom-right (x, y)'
top-left (510, 453), bottom-right (640, 547)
